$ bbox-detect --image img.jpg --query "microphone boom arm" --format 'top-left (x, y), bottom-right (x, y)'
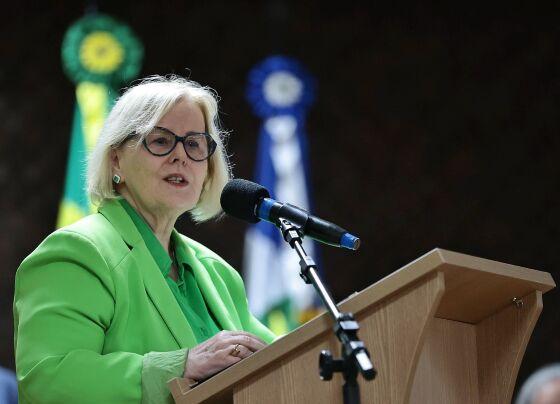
top-left (277, 218), bottom-right (376, 404)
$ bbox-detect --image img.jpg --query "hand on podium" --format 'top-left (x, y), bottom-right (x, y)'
top-left (183, 330), bottom-right (267, 385)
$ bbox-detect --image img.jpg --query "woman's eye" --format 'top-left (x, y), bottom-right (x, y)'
top-left (152, 136), bottom-right (171, 145)
top-left (186, 139), bottom-right (200, 148)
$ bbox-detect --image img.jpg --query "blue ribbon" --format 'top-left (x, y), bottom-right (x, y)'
top-left (246, 55), bottom-right (315, 118)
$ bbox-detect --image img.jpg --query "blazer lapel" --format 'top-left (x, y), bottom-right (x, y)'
top-left (99, 200), bottom-right (197, 348)
top-left (174, 232), bottom-right (242, 331)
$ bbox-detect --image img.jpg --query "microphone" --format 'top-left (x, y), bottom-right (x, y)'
top-left (220, 179), bottom-right (360, 250)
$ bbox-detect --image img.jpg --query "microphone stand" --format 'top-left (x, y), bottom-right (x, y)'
top-left (277, 218), bottom-right (377, 404)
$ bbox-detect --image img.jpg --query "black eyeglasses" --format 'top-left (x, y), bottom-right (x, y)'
top-left (127, 126), bottom-right (217, 162)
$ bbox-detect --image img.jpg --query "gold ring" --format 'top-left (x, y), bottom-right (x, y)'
top-left (231, 344), bottom-right (241, 356)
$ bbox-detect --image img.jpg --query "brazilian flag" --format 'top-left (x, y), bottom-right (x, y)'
top-left (57, 13), bottom-right (143, 228)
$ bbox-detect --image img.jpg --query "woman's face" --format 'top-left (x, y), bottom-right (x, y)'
top-left (113, 98), bottom-right (209, 220)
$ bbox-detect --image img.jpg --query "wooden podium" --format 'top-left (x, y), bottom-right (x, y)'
top-left (169, 249), bottom-right (555, 403)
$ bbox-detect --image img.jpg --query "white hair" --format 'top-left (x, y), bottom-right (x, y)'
top-left (516, 363), bottom-right (560, 404)
top-left (87, 75), bottom-right (231, 222)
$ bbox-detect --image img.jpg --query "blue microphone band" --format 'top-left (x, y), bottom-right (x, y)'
top-left (340, 233), bottom-right (361, 251)
top-left (256, 198), bottom-right (276, 222)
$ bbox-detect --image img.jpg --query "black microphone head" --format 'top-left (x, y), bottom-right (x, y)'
top-left (220, 179), bottom-right (270, 223)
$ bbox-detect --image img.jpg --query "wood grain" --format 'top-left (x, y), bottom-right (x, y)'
top-left (169, 249), bottom-right (555, 404)
top-left (233, 273), bottom-right (445, 404)
top-left (410, 318), bottom-right (479, 403)
top-left (476, 291), bottom-right (542, 404)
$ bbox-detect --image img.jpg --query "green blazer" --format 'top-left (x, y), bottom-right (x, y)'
top-left (14, 199), bottom-right (275, 403)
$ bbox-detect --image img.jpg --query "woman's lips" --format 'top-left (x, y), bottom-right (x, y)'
top-left (164, 175), bottom-right (189, 187)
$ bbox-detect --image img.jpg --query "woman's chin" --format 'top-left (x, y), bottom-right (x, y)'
top-left (158, 195), bottom-right (198, 216)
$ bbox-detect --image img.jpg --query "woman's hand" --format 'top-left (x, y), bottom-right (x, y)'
top-left (183, 330), bottom-right (267, 382)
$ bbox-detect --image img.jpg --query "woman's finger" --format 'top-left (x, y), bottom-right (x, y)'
top-left (229, 343), bottom-right (254, 359)
top-left (215, 330), bottom-right (267, 345)
top-left (230, 335), bottom-right (267, 352)
top-left (185, 333), bottom-right (264, 381)
top-left (217, 333), bottom-right (266, 352)
top-left (228, 330), bottom-right (267, 345)
top-left (208, 331), bottom-right (267, 353)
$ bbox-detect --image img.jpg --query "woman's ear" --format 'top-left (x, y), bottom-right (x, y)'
top-left (110, 149), bottom-right (124, 184)
top-left (110, 148), bottom-right (121, 172)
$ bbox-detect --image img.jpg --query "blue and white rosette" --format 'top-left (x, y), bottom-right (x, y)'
top-left (243, 56), bottom-right (318, 332)
top-left (246, 55), bottom-right (315, 119)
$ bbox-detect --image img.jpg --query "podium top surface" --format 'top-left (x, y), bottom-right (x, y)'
top-left (170, 248), bottom-right (555, 403)
top-left (343, 248), bottom-right (555, 324)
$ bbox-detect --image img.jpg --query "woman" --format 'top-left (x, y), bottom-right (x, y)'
top-left (14, 76), bottom-right (276, 404)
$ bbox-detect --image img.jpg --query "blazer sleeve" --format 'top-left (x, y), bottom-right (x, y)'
top-left (14, 230), bottom-right (144, 404)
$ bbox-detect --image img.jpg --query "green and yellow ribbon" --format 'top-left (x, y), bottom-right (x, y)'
top-left (57, 14), bottom-right (143, 228)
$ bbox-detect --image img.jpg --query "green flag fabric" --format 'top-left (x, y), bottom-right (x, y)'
top-left (57, 13), bottom-right (143, 228)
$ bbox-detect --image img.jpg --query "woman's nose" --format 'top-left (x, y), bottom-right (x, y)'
top-left (168, 139), bottom-right (189, 165)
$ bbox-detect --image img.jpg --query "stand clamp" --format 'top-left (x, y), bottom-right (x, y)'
top-left (278, 218), bottom-right (376, 404)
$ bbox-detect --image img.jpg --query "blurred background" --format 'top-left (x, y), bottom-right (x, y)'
top-left (1, 0), bottom-right (559, 397)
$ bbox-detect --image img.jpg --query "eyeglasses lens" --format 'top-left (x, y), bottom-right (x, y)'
top-left (184, 134), bottom-right (209, 160)
top-left (145, 129), bottom-right (211, 160)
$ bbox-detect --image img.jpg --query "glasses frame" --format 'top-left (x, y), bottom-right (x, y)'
top-left (126, 126), bottom-right (217, 162)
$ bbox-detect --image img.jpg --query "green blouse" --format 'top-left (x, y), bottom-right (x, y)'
top-left (119, 199), bottom-right (221, 343)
